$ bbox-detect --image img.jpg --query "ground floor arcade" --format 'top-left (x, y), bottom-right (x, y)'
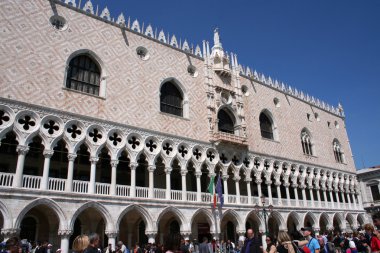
top-left (0, 192), bottom-right (368, 253)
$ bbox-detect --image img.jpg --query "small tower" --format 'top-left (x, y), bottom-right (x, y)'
top-left (210, 28), bottom-right (231, 76)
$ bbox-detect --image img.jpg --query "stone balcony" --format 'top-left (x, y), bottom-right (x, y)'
top-left (212, 131), bottom-right (247, 146)
top-left (0, 172), bottom-right (362, 211)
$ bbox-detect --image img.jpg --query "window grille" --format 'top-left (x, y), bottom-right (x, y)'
top-left (66, 55), bottom-right (100, 96)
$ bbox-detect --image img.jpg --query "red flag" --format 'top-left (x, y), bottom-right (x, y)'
top-left (213, 193), bottom-right (217, 208)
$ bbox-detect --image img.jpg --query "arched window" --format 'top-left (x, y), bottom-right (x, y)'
top-left (333, 140), bottom-right (344, 163)
top-left (66, 54), bottom-right (101, 96)
top-left (301, 130), bottom-right (313, 156)
top-left (218, 109), bottom-right (234, 134)
top-left (259, 113), bottom-right (274, 140)
top-left (160, 81), bottom-right (183, 117)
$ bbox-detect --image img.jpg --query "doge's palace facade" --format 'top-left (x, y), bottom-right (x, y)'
top-left (0, 0), bottom-right (367, 252)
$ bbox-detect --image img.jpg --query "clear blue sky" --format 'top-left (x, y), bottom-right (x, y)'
top-left (87, 0), bottom-right (379, 169)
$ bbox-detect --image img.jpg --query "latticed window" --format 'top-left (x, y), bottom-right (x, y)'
top-left (301, 130), bottom-right (313, 155)
top-left (333, 140), bottom-right (344, 163)
top-left (66, 55), bottom-right (100, 96)
top-left (218, 109), bottom-right (234, 134)
top-left (259, 113), bottom-right (273, 139)
top-left (160, 81), bottom-right (183, 117)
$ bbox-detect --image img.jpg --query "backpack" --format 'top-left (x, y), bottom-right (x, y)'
top-left (326, 242), bottom-right (335, 253)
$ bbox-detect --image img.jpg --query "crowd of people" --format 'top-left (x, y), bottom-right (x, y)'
top-left (2, 223), bottom-right (380, 253)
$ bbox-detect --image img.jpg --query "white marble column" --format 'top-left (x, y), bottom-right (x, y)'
top-left (13, 145), bottom-right (29, 187)
top-left (40, 149), bottom-right (54, 190)
top-left (316, 189), bottom-right (322, 207)
top-left (165, 167), bottom-right (172, 200)
top-left (275, 182), bottom-right (282, 206)
top-left (148, 165), bottom-right (154, 199)
top-left (58, 230), bottom-right (72, 253)
top-left (235, 177), bottom-right (241, 204)
top-left (65, 153), bottom-right (77, 192)
top-left (223, 175), bottom-right (229, 204)
top-left (293, 185), bottom-right (299, 206)
top-left (323, 189), bottom-right (329, 208)
top-left (246, 178), bottom-right (252, 204)
top-left (106, 231), bottom-right (118, 251)
top-left (130, 163), bottom-right (137, 198)
top-left (309, 187), bottom-right (315, 207)
top-left (110, 160), bottom-right (119, 196)
top-left (335, 191), bottom-right (341, 208)
top-left (301, 187), bottom-right (307, 207)
top-left (285, 184), bottom-right (291, 206)
top-left (88, 157), bottom-right (98, 194)
top-left (329, 190), bottom-right (335, 208)
top-left (341, 191), bottom-right (346, 209)
top-left (346, 192), bottom-right (352, 209)
top-left (267, 181), bottom-right (273, 205)
top-left (352, 192), bottom-right (358, 209)
top-left (256, 179), bottom-right (262, 199)
top-left (181, 170), bottom-right (187, 201)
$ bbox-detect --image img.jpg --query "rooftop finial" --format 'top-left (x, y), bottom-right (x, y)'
top-left (213, 27), bottom-right (222, 49)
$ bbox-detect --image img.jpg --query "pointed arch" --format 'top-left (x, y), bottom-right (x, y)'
top-left (0, 200), bottom-right (12, 229)
top-left (217, 106), bottom-right (238, 134)
top-left (15, 198), bottom-right (67, 230)
top-left (64, 49), bottom-right (107, 97)
top-left (259, 109), bottom-right (278, 140)
top-left (191, 208), bottom-right (215, 233)
top-left (287, 211), bottom-right (302, 230)
top-left (116, 204), bottom-right (154, 232)
top-left (244, 210), bottom-right (264, 231)
top-left (304, 212), bottom-right (318, 228)
top-left (159, 77), bottom-right (189, 118)
top-left (269, 211), bottom-right (286, 231)
top-left (301, 127), bottom-right (314, 156)
top-left (69, 201), bottom-right (114, 231)
top-left (157, 206), bottom-right (189, 231)
top-left (221, 209), bottom-right (244, 231)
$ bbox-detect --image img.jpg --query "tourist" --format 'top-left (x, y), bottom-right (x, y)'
top-left (134, 243), bottom-right (143, 253)
top-left (265, 235), bottom-right (276, 253)
top-left (163, 234), bottom-right (181, 253)
top-left (276, 231), bottom-right (296, 253)
top-left (346, 241), bottom-right (358, 253)
top-left (240, 229), bottom-right (262, 253)
top-left (199, 238), bottom-right (209, 253)
top-left (225, 240), bottom-right (234, 253)
top-left (87, 233), bottom-right (101, 253)
top-left (5, 237), bottom-right (21, 253)
top-left (364, 224), bottom-right (380, 253)
top-left (72, 235), bottom-right (89, 253)
top-left (296, 227), bottom-right (320, 253)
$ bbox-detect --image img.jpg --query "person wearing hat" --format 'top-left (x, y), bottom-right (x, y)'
top-left (296, 227), bottom-right (320, 253)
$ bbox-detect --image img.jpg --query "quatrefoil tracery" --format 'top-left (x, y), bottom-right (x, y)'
top-left (18, 115), bottom-right (36, 130)
top-left (43, 120), bottom-right (60, 135)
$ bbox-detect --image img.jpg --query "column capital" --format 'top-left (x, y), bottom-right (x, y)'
top-left (58, 229), bottom-right (73, 237)
top-left (195, 171), bottom-right (202, 178)
top-left (67, 153), bottom-right (77, 161)
top-left (90, 157), bottom-right (99, 164)
top-left (180, 232), bottom-right (192, 240)
top-left (274, 181), bottom-right (282, 186)
top-left (105, 230), bottom-right (118, 238)
top-left (233, 176), bottom-right (241, 182)
top-left (148, 165), bottom-right (155, 172)
top-left (245, 178), bottom-right (252, 183)
top-left (1, 228), bottom-right (20, 237)
top-left (111, 160), bottom-right (119, 167)
top-left (180, 170), bottom-right (188, 176)
top-left (165, 167), bottom-right (173, 174)
top-left (236, 230), bottom-right (245, 237)
top-left (255, 179), bottom-right (262, 184)
top-left (16, 145), bottom-right (29, 155)
top-left (43, 149), bottom-right (54, 158)
top-left (283, 182), bottom-right (290, 187)
top-left (222, 175), bottom-right (229, 181)
top-left (130, 162), bottom-right (138, 170)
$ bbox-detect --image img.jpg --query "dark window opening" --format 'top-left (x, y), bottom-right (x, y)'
top-left (218, 109), bottom-right (234, 134)
top-left (259, 113), bottom-right (273, 139)
top-left (66, 54), bottom-right (101, 96)
top-left (160, 81), bottom-right (183, 117)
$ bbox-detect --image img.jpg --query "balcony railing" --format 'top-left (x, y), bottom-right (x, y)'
top-left (212, 131), bottom-right (247, 145)
top-left (0, 172), bottom-right (362, 210)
